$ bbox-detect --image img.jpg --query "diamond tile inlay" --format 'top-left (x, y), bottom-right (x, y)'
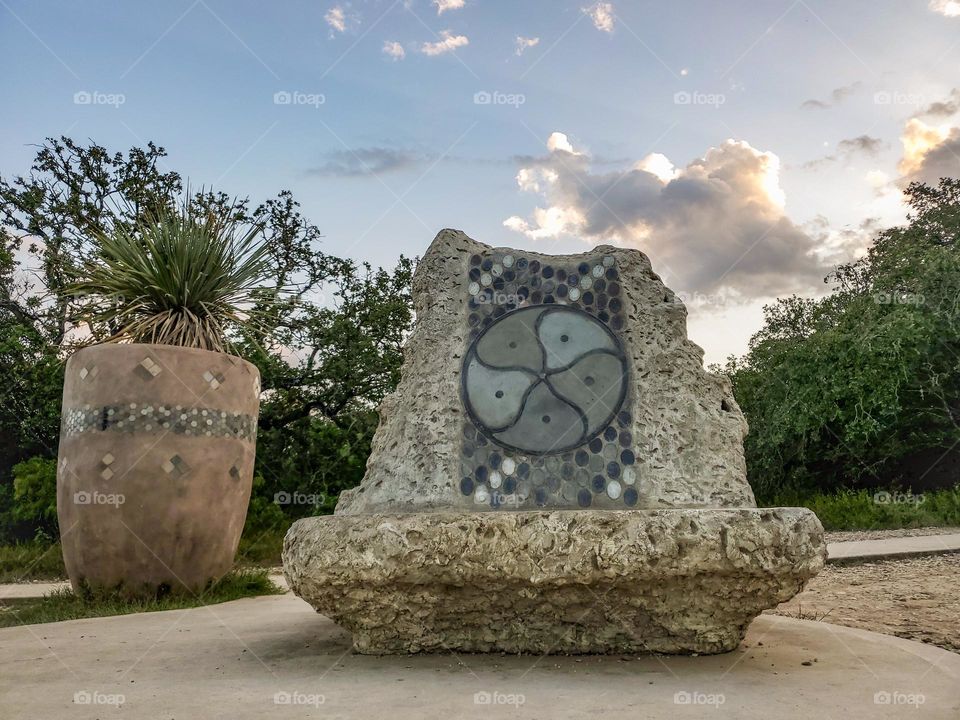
top-left (162, 454), bottom-right (190, 478)
top-left (203, 370), bottom-right (226, 390)
top-left (134, 357), bottom-right (163, 380)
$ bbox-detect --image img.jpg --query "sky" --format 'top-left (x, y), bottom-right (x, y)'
top-left (2, 0), bottom-right (959, 364)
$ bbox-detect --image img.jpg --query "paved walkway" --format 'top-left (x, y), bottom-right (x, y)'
top-left (1, 593), bottom-right (958, 719)
top-left (826, 533), bottom-right (960, 562)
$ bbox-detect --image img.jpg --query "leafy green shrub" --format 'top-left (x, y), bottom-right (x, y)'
top-left (11, 457), bottom-right (58, 540)
top-left (762, 487), bottom-right (960, 531)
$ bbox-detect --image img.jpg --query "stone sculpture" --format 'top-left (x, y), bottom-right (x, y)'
top-left (283, 229), bottom-right (825, 654)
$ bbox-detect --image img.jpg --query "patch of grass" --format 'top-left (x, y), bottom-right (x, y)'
top-left (0, 524), bottom-right (292, 583)
top-left (0, 542), bottom-right (66, 583)
top-left (762, 487), bottom-right (960, 531)
top-left (236, 527), bottom-right (287, 567)
top-left (0, 569), bottom-right (282, 628)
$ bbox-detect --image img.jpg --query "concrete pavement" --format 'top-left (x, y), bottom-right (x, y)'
top-left (1, 592), bottom-right (958, 719)
top-left (826, 533), bottom-right (960, 562)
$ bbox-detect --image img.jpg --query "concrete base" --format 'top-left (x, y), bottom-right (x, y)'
top-left (1, 594), bottom-right (958, 719)
top-left (283, 508), bottom-right (826, 654)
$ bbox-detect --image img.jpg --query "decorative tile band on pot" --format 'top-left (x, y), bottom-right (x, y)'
top-left (61, 404), bottom-right (257, 442)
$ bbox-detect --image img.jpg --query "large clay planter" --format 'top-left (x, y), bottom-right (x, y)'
top-left (56, 343), bottom-right (260, 597)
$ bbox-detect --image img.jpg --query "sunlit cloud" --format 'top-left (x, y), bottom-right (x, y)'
top-left (583, 2), bottom-right (615, 33)
top-left (433, 0), bottom-right (465, 14)
top-left (324, 5), bottom-right (347, 33)
top-left (515, 35), bottom-right (540, 56)
top-left (930, 0), bottom-right (960, 17)
top-left (503, 132), bottom-right (831, 297)
top-left (383, 40), bottom-right (406, 60)
top-left (421, 30), bottom-right (469, 56)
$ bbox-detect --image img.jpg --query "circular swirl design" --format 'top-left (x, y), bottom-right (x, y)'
top-left (462, 305), bottom-right (628, 455)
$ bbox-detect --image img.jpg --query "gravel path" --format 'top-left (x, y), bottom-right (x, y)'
top-left (772, 551), bottom-right (960, 653)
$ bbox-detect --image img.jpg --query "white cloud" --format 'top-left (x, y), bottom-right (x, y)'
top-left (584, 2), bottom-right (615, 32)
top-left (503, 132), bottom-right (832, 297)
top-left (545, 131), bottom-right (580, 154)
top-left (866, 169), bottom-right (892, 194)
top-left (434, 0), bottom-right (465, 14)
top-left (324, 5), bottom-right (347, 33)
top-left (930, 0), bottom-right (960, 17)
top-left (420, 30), bottom-right (469, 56)
top-left (634, 153), bottom-right (678, 183)
top-left (383, 40), bottom-right (406, 60)
top-left (896, 92), bottom-right (960, 186)
top-left (898, 118), bottom-right (953, 177)
top-left (515, 35), bottom-right (540, 56)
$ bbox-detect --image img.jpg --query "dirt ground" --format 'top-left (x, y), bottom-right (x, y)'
top-left (771, 551), bottom-right (960, 653)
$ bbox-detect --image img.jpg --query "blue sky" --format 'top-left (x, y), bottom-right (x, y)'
top-left (3, 0), bottom-right (959, 362)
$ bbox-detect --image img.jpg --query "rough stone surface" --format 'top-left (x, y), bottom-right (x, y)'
top-left (337, 229), bottom-right (753, 514)
top-left (286, 229), bottom-right (825, 655)
top-left (284, 508), bottom-right (826, 654)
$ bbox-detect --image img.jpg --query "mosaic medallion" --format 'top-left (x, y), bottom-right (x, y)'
top-left (459, 250), bottom-right (639, 509)
top-left (462, 305), bottom-right (628, 455)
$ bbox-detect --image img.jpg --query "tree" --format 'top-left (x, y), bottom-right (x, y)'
top-left (0, 136), bottom-right (414, 540)
top-left (721, 179), bottom-right (960, 500)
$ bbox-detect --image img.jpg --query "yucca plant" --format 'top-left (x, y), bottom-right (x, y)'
top-left (72, 195), bottom-right (273, 354)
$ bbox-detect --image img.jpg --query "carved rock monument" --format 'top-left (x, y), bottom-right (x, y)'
top-left (283, 229), bottom-right (826, 654)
